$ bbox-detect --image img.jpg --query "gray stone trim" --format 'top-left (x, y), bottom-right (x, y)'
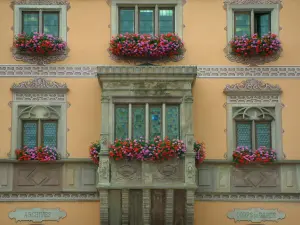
top-left (0, 192), bottom-right (99, 201)
top-left (165, 189), bottom-right (174, 225)
top-left (186, 190), bottom-right (195, 225)
top-left (195, 193), bottom-right (300, 202)
top-left (122, 189), bottom-right (129, 225)
top-left (99, 190), bottom-right (109, 225)
top-left (142, 189), bottom-right (151, 225)
top-left (11, 0), bottom-right (70, 9)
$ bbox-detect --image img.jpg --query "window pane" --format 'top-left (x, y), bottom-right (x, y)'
top-left (115, 106), bottom-right (129, 139)
top-left (236, 122), bottom-right (252, 148)
top-left (132, 105), bottom-right (145, 139)
top-left (22, 12), bottom-right (39, 34)
top-left (139, 9), bottom-right (154, 35)
top-left (149, 106), bottom-right (162, 140)
top-left (166, 105), bottom-right (180, 140)
top-left (119, 8), bottom-right (135, 34)
top-left (43, 12), bottom-right (59, 37)
top-left (159, 9), bottom-right (174, 34)
top-left (234, 12), bottom-right (251, 36)
top-left (256, 122), bottom-right (271, 148)
top-left (22, 121), bottom-right (38, 148)
top-left (255, 13), bottom-right (271, 37)
top-left (42, 121), bottom-right (57, 148)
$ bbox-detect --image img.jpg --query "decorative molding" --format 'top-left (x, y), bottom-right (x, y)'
top-left (9, 208), bottom-right (67, 222)
top-left (227, 95), bottom-right (280, 104)
top-left (11, 77), bottom-right (68, 92)
top-left (14, 93), bottom-right (66, 102)
top-left (106, 0), bottom-right (187, 5)
top-left (13, 51), bottom-right (69, 65)
top-left (0, 192), bottom-right (99, 201)
top-left (224, 0), bottom-right (282, 5)
top-left (11, 0), bottom-right (71, 10)
top-left (224, 78), bottom-right (282, 95)
top-left (227, 208), bottom-right (285, 222)
top-left (0, 65), bottom-right (97, 77)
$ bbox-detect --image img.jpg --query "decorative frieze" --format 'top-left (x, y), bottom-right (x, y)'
top-left (11, 0), bottom-right (70, 9)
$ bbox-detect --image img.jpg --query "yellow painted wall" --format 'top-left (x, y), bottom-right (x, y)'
top-left (195, 201), bottom-right (299, 225)
top-left (0, 201), bottom-right (100, 224)
top-left (0, 0), bottom-right (300, 65)
top-left (0, 78), bottom-right (101, 158)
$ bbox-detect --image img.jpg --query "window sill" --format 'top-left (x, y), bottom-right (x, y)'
top-left (0, 158), bottom-right (93, 163)
top-left (12, 48), bottom-right (69, 65)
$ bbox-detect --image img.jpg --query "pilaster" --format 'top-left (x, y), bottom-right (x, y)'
top-left (186, 190), bottom-right (195, 225)
top-left (165, 189), bottom-right (174, 225)
top-left (99, 190), bottom-right (109, 225)
top-left (142, 189), bottom-right (151, 225)
top-left (122, 189), bottom-right (129, 225)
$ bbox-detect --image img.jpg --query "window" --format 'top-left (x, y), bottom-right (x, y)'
top-left (22, 120), bottom-right (58, 148)
top-left (226, 4), bottom-right (280, 41)
top-left (22, 11), bottom-right (60, 36)
top-left (234, 11), bottom-right (271, 37)
top-left (114, 104), bottom-right (180, 140)
top-left (14, 5), bottom-right (67, 40)
top-left (119, 6), bottom-right (175, 35)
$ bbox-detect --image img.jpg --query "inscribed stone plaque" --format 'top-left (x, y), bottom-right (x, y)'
top-left (227, 208), bottom-right (285, 222)
top-left (9, 208), bottom-right (66, 222)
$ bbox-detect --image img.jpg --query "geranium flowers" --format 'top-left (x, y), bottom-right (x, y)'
top-left (233, 146), bottom-right (276, 165)
top-left (109, 33), bottom-right (185, 60)
top-left (15, 146), bottom-right (59, 162)
top-left (230, 33), bottom-right (281, 57)
top-left (14, 32), bottom-right (67, 54)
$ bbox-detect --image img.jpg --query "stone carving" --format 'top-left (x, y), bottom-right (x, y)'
top-left (228, 95), bottom-right (280, 104)
top-left (9, 208), bottom-right (66, 222)
top-left (224, 78), bottom-right (281, 93)
top-left (11, 77), bottom-right (67, 90)
top-left (224, 0), bottom-right (282, 5)
top-left (152, 159), bottom-right (184, 183)
top-left (99, 190), bottom-right (109, 225)
top-left (0, 192), bottom-right (99, 201)
top-left (227, 208), bottom-right (285, 222)
top-left (14, 93), bottom-right (66, 102)
top-left (0, 65), bottom-right (97, 77)
top-left (12, 51), bottom-right (69, 65)
top-left (98, 159), bottom-right (109, 180)
top-left (185, 160), bottom-right (196, 184)
top-left (165, 189), bottom-right (174, 225)
top-left (111, 161), bottom-right (142, 183)
top-left (11, 0), bottom-right (71, 9)
top-left (122, 190), bottom-right (129, 225)
top-left (186, 190), bottom-right (195, 225)
top-left (101, 96), bottom-right (110, 103)
top-left (142, 189), bottom-right (151, 225)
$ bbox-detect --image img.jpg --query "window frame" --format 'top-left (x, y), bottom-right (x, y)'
top-left (226, 4), bottom-right (280, 41)
top-left (14, 5), bottom-right (67, 41)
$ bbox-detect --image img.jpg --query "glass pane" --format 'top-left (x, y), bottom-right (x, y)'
top-left (132, 106), bottom-right (145, 139)
top-left (43, 121), bottom-right (57, 148)
top-left (166, 105), bottom-right (180, 140)
top-left (256, 122), bottom-right (271, 148)
top-left (236, 122), bottom-right (252, 148)
top-left (139, 9), bottom-right (154, 35)
top-left (234, 12), bottom-right (251, 36)
top-left (159, 9), bottom-right (174, 34)
top-left (23, 121), bottom-right (37, 148)
top-left (255, 13), bottom-right (271, 37)
top-left (115, 106), bottom-right (129, 139)
top-left (43, 12), bottom-right (59, 37)
top-left (149, 106), bottom-right (161, 140)
top-left (22, 12), bottom-right (39, 34)
top-left (119, 8), bottom-right (135, 34)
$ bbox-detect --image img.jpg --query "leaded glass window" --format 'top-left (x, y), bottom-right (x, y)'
top-left (256, 122), bottom-right (271, 149)
top-left (22, 120), bottom-right (58, 148)
top-left (114, 103), bottom-right (180, 140)
top-left (118, 6), bottom-right (175, 35)
top-left (234, 10), bottom-right (271, 37)
top-left (236, 122), bottom-right (252, 149)
top-left (22, 10), bottom-right (60, 36)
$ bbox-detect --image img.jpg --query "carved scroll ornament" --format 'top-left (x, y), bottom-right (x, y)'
top-left (11, 0), bottom-right (71, 9)
top-left (11, 77), bottom-right (67, 90)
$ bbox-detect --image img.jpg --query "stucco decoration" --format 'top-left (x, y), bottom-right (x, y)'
top-left (224, 0), bottom-right (282, 4)
top-left (227, 208), bottom-right (285, 222)
top-left (105, 0), bottom-right (187, 5)
top-left (9, 208), bottom-right (66, 222)
top-left (11, 77), bottom-right (68, 92)
top-left (11, 0), bottom-right (70, 9)
top-left (224, 78), bottom-right (282, 95)
top-left (12, 49), bottom-right (69, 65)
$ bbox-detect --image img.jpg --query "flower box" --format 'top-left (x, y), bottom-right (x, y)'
top-left (229, 33), bottom-right (281, 58)
top-left (108, 33), bottom-right (185, 62)
top-left (15, 146), bottom-right (60, 162)
top-left (232, 146), bottom-right (276, 166)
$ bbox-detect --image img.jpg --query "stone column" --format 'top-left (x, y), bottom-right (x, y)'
top-left (186, 190), bottom-right (195, 225)
top-left (143, 189), bottom-right (151, 225)
top-left (165, 189), bottom-right (174, 225)
top-left (122, 189), bottom-right (129, 225)
top-left (99, 190), bottom-right (109, 225)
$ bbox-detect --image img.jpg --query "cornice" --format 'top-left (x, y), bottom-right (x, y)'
top-left (196, 193), bottom-right (300, 202)
top-left (0, 192), bottom-right (99, 202)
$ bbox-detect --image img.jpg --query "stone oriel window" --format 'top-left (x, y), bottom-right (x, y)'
top-left (223, 79), bottom-right (283, 159)
top-left (114, 103), bottom-right (180, 140)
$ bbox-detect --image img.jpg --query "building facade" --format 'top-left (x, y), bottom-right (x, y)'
top-left (1, 0), bottom-right (300, 224)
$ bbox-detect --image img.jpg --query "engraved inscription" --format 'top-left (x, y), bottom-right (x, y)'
top-left (228, 208), bottom-right (285, 222)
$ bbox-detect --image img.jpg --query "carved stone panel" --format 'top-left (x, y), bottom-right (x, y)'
top-left (174, 190), bottom-right (186, 225)
top-left (129, 190), bottom-right (143, 225)
top-left (197, 165), bottom-right (214, 192)
top-left (151, 190), bottom-right (166, 225)
top-left (111, 160), bottom-right (142, 184)
top-left (151, 159), bottom-right (184, 184)
top-left (281, 165), bottom-right (297, 193)
top-left (13, 163), bottom-right (63, 192)
top-left (231, 165), bottom-right (280, 192)
top-left (0, 163), bottom-right (13, 191)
